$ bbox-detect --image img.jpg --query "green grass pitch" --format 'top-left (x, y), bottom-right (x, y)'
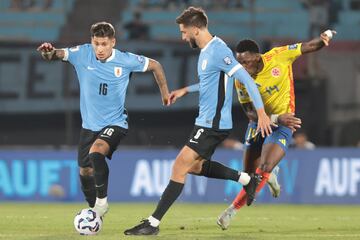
top-left (0, 203), bottom-right (359, 240)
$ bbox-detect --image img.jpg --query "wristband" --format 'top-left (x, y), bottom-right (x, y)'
top-left (324, 30), bottom-right (333, 39)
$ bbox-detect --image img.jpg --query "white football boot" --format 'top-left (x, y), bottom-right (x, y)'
top-left (267, 165), bottom-right (281, 198)
top-left (217, 204), bottom-right (237, 230)
top-left (92, 198), bottom-right (109, 217)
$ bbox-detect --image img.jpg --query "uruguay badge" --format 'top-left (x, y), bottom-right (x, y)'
top-left (114, 67), bottom-right (122, 77)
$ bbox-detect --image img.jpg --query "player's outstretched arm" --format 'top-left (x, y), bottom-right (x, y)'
top-left (37, 42), bottom-right (65, 61)
top-left (147, 58), bottom-right (170, 106)
top-left (301, 29), bottom-right (337, 54)
top-left (169, 83), bottom-right (199, 104)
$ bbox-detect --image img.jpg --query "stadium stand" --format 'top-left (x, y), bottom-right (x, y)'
top-left (0, 0), bottom-right (75, 41)
top-left (122, 0), bottom-right (360, 41)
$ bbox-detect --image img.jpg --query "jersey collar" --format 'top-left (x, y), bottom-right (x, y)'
top-left (104, 49), bottom-right (116, 62)
top-left (201, 36), bottom-right (217, 52)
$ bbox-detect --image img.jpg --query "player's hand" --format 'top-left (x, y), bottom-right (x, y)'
top-left (278, 113), bottom-right (302, 132)
top-left (169, 88), bottom-right (188, 105)
top-left (320, 30), bottom-right (336, 46)
top-left (37, 42), bottom-right (56, 60)
top-left (256, 109), bottom-right (274, 137)
top-left (162, 92), bottom-right (171, 106)
top-left (37, 42), bottom-right (55, 52)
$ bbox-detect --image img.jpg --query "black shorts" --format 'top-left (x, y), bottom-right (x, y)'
top-left (185, 125), bottom-right (230, 160)
top-left (77, 126), bottom-right (128, 168)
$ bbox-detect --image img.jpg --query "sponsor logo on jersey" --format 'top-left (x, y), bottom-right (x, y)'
top-left (137, 56), bottom-right (145, 63)
top-left (114, 67), bottom-right (122, 77)
top-left (271, 67), bottom-right (281, 77)
top-left (201, 59), bottom-right (208, 70)
top-left (223, 56), bottom-right (232, 65)
top-left (288, 44), bottom-right (298, 50)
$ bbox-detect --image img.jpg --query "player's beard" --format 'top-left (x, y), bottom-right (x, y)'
top-left (189, 37), bottom-right (198, 49)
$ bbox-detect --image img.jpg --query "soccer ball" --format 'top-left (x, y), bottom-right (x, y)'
top-left (74, 208), bottom-right (103, 235)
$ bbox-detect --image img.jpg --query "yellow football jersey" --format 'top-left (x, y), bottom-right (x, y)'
top-left (235, 43), bottom-right (302, 114)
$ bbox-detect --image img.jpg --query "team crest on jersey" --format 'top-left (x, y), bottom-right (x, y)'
top-left (271, 67), bottom-right (281, 77)
top-left (201, 59), bottom-right (208, 70)
top-left (288, 44), bottom-right (298, 50)
top-left (114, 67), bottom-right (122, 77)
top-left (223, 56), bottom-right (232, 65)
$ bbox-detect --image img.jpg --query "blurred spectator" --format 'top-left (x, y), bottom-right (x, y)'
top-left (302, 0), bottom-right (330, 37)
top-left (123, 11), bottom-right (150, 40)
top-left (43, 0), bottom-right (53, 10)
top-left (291, 131), bottom-right (316, 150)
top-left (328, 0), bottom-right (341, 26)
top-left (138, 0), bottom-right (244, 10)
top-left (10, 0), bottom-right (34, 10)
top-left (350, 0), bottom-right (360, 10)
top-left (10, 0), bottom-right (53, 11)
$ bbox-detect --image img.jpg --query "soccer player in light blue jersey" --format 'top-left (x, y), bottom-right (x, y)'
top-left (124, 7), bottom-right (273, 236)
top-left (37, 22), bottom-right (170, 217)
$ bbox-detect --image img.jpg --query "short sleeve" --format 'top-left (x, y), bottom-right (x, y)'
top-left (125, 52), bottom-right (149, 72)
top-left (271, 43), bottom-right (302, 63)
top-left (215, 45), bottom-right (243, 77)
top-left (62, 44), bottom-right (88, 66)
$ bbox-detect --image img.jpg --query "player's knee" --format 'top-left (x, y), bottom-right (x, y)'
top-left (80, 167), bottom-right (94, 176)
top-left (89, 140), bottom-right (109, 155)
top-left (188, 160), bottom-right (204, 175)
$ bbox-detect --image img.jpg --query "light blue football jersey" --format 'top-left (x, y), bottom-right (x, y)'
top-left (196, 37), bottom-right (263, 130)
top-left (63, 44), bottom-right (149, 131)
top-left (196, 37), bottom-right (234, 130)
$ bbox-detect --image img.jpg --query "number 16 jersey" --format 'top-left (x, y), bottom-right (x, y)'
top-left (63, 44), bottom-right (149, 131)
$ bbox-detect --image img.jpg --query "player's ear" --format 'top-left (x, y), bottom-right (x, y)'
top-left (111, 38), bottom-right (116, 47)
top-left (235, 52), bottom-right (241, 61)
top-left (193, 26), bottom-right (200, 36)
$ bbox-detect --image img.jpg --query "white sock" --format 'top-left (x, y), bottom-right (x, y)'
top-left (238, 172), bottom-right (251, 185)
top-left (95, 197), bottom-right (108, 206)
top-left (147, 215), bottom-right (160, 227)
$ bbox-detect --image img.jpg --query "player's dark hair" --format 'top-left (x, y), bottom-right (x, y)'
top-left (90, 21), bottom-right (115, 38)
top-left (176, 7), bottom-right (208, 28)
top-left (236, 39), bottom-right (260, 53)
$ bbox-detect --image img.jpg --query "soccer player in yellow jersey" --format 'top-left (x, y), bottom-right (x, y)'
top-left (217, 29), bottom-right (336, 230)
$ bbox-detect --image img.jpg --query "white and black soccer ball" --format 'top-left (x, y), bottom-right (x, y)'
top-left (74, 208), bottom-right (103, 235)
